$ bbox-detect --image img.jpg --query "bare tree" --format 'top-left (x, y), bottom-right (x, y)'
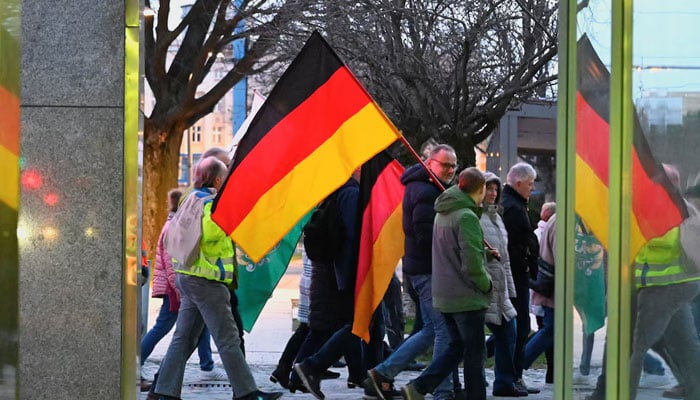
top-left (288, 0), bottom-right (559, 166)
top-left (142, 0), bottom-right (311, 252)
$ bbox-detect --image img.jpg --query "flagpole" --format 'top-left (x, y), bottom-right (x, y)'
top-left (397, 136), bottom-right (446, 192)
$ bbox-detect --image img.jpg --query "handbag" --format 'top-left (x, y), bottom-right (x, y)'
top-left (529, 257), bottom-right (555, 297)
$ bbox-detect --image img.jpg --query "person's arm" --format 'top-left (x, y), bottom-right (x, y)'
top-left (459, 213), bottom-right (492, 293)
top-left (157, 223), bottom-right (180, 306)
top-left (412, 191), bottom-right (437, 251)
top-left (335, 185), bottom-right (359, 291)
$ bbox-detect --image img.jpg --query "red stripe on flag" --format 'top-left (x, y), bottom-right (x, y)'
top-left (214, 67), bottom-right (371, 234)
top-left (576, 92), bottom-right (609, 186)
top-left (355, 160), bottom-right (405, 289)
top-left (631, 151), bottom-right (684, 240)
top-left (353, 158), bottom-right (405, 342)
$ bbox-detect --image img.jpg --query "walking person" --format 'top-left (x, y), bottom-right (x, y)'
top-left (400, 167), bottom-right (492, 400)
top-left (140, 189), bottom-right (225, 391)
top-left (364, 145), bottom-right (459, 400)
top-left (148, 157), bottom-right (282, 400)
top-left (480, 172), bottom-right (526, 397)
top-left (293, 172), bottom-right (368, 399)
top-left (269, 248), bottom-right (339, 390)
top-left (523, 214), bottom-right (556, 375)
top-left (501, 162), bottom-right (541, 394)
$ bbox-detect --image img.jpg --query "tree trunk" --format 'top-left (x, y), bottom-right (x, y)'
top-left (142, 125), bottom-right (182, 259)
top-left (454, 134), bottom-right (477, 168)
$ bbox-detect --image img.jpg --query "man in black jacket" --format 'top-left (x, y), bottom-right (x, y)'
top-left (501, 161), bottom-right (541, 394)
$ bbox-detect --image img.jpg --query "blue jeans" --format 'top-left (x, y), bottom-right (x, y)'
top-left (154, 275), bottom-right (256, 398)
top-left (524, 306), bottom-right (554, 369)
top-left (412, 309), bottom-right (487, 400)
top-left (374, 274), bottom-right (452, 399)
top-left (486, 317), bottom-right (517, 392)
top-left (141, 295), bottom-right (214, 371)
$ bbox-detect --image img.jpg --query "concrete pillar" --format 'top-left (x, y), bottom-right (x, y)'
top-left (18, 1), bottom-right (141, 398)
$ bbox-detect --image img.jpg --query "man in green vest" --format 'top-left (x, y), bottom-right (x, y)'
top-left (149, 156), bottom-right (282, 400)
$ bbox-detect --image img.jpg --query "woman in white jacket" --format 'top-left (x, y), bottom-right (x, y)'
top-left (480, 172), bottom-right (524, 397)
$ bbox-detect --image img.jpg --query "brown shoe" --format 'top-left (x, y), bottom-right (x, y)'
top-left (662, 385), bottom-right (685, 399)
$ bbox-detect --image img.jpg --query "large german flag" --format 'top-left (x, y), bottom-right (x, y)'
top-left (352, 151), bottom-right (405, 342)
top-left (576, 34), bottom-right (687, 261)
top-left (212, 31), bottom-right (402, 262)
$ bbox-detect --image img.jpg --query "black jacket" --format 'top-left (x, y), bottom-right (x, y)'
top-left (501, 184), bottom-right (539, 287)
top-left (308, 179), bottom-right (358, 330)
top-left (400, 164), bottom-right (445, 276)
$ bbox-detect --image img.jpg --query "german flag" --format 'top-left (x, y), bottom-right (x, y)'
top-left (212, 31), bottom-right (402, 262)
top-left (352, 151), bottom-right (405, 342)
top-left (575, 34), bottom-right (687, 261)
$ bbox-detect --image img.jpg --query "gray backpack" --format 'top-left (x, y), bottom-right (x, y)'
top-left (164, 189), bottom-right (215, 268)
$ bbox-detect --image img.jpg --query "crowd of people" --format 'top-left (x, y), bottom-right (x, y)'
top-left (142, 144), bottom-right (700, 400)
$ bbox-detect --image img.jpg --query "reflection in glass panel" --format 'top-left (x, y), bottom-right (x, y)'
top-left (629, 2), bottom-right (700, 400)
top-left (0, 0), bottom-right (20, 397)
top-left (574, 1), bottom-right (612, 399)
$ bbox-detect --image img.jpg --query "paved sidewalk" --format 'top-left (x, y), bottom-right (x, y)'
top-left (138, 261), bottom-right (673, 400)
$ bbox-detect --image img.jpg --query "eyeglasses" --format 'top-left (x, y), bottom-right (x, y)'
top-left (430, 159), bottom-right (458, 170)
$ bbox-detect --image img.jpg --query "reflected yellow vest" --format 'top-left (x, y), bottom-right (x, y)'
top-left (634, 227), bottom-right (700, 288)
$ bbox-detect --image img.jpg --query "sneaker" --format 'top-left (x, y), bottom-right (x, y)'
top-left (365, 369), bottom-right (395, 400)
top-left (269, 367), bottom-right (290, 389)
top-left (199, 367), bottom-right (228, 381)
top-left (364, 385), bottom-right (402, 399)
top-left (235, 390), bottom-right (284, 400)
top-left (320, 369), bottom-right (340, 380)
top-left (514, 379), bottom-right (540, 394)
top-left (294, 362), bottom-right (324, 400)
top-left (287, 381), bottom-right (309, 394)
top-left (332, 358), bottom-right (347, 368)
top-left (400, 382), bottom-right (425, 400)
top-left (639, 371), bottom-right (672, 388)
top-left (662, 384), bottom-right (685, 399)
top-left (492, 384), bottom-right (528, 397)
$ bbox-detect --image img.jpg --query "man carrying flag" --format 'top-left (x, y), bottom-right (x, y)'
top-left (365, 145), bottom-right (459, 400)
top-left (575, 34), bottom-right (700, 400)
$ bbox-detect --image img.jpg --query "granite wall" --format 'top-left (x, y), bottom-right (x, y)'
top-left (18, 1), bottom-right (141, 398)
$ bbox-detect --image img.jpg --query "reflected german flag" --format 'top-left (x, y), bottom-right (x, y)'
top-left (576, 35), bottom-right (687, 261)
top-left (352, 151), bottom-right (405, 342)
top-left (0, 20), bottom-right (20, 367)
top-left (212, 31), bottom-right (401, 262)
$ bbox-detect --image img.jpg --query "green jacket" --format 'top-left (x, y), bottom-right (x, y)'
top-left (175, 188), bottom-right (237, 286)
top-left (432, 185), bottom-right (492, 313)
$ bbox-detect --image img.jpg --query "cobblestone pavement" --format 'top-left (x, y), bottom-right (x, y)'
top-left (138, 261), bottom-right (674, 400)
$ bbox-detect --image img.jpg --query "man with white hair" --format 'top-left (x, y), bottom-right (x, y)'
top-left (501, 162), bottom-right (541, 394)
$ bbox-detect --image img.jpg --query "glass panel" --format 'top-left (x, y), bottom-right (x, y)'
top-left (0, 0), bottom-right (20, 397)
top-left (574, 1), bottom-right (613, 399)
top-left (628, 2), bottom-right (700, 399)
